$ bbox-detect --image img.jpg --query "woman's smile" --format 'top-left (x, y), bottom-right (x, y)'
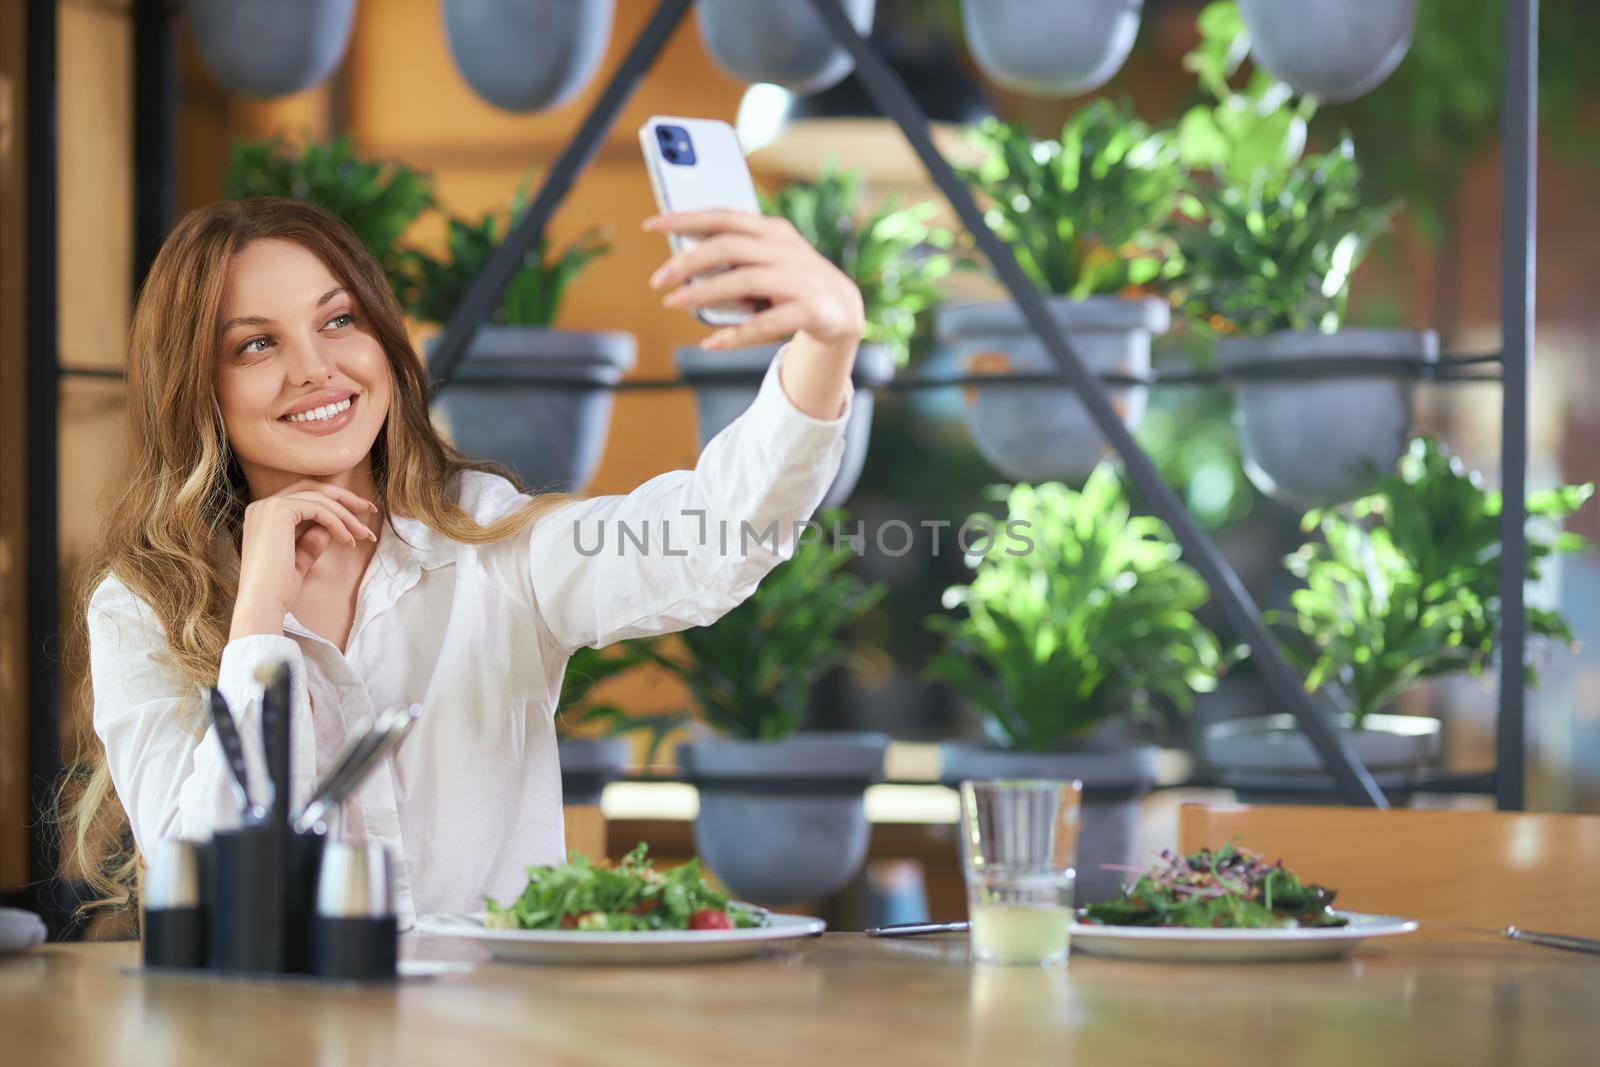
top-left (279, 391), bottom-right (361, 435)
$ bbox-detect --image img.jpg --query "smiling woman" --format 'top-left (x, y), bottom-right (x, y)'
top-left (63, 196), bottom-right (863, 927)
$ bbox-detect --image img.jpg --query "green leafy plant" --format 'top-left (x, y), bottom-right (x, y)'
top-left (761, 164), bottom-right (954, 367)
top-left (554, 645), bottom-right (686, 767)
top-left (1171, 3), bottom-right (1393, 335)
top-left (956, 101), bottom-right (1184, 300)
top-left (403, 184), bottom-right (609, 328)
top-left (926, 469), bottom-right (1230, 752)
top-left (1278, 437), bottom-right (1593, 725)
top-left (635, 511), bottom-right (885, 741)
top-left (223, 135), bottom-right (434, 294)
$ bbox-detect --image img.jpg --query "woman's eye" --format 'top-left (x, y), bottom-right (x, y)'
top-left (324, 312), bottom-right (356, 330)
top-left (240, 336), bottom-right (272, 355)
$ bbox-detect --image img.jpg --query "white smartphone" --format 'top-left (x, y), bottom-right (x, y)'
top-left (638, 115), bottom-right (768, 328)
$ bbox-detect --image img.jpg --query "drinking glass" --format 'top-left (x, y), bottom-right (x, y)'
top-left (958, 778), bottom-right (1082, 967)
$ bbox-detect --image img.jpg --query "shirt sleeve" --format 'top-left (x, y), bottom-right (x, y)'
top-left (89, 576), bottom-right (315, 854)
top-left (526, 344), bottom-right (854, 656)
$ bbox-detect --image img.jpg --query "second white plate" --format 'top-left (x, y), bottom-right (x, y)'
top-left (415, 911), bottom-right (826, 965)
top-left (1069, 910), bottom-right (1417, 962)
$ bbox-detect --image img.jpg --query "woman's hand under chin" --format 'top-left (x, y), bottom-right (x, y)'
top-left (645, 209), bottom-right (865, 420)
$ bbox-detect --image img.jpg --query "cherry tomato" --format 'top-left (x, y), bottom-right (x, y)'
top-left (689, 909), bottom-right (734, 931)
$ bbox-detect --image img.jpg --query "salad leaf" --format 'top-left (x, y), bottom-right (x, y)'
top-left (1079, 845), bottom-right (1346, 929)
top-left (484, 844), bottom-right (768, 932)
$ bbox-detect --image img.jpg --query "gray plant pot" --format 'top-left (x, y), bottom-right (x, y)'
top-left (677, 732), bottom-right (889, 905)
top-left (442, 0), bottom-right (614, 113)
top-left (429, 327), bottom-right (636, 492)
top-left (935, 295), bottom-right (1168, 483)
top-left (1216, 328), bottom-right (1437, 507)
top-left (1204, 712), bottom-right (1441, 805)
top-left (187, 0), bottom-right (356, 98)
top-left (675, 342), bottom-right (895, 511)
top-left (938, 742), bottom-right (1160, 906)
top-left (1240, 0), bottom-right (1415, 103)
top-left (556, 736), bottom-right (632, 807)
top-left (696, 0), bottom-right (876, 94)
top-left (962, 0), bottom-right (1143, 97)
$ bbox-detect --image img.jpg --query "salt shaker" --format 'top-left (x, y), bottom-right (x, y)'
top-left (310, 840), bottom-right (398, 981)
top-left (143, 838), bottom-right (205, 968)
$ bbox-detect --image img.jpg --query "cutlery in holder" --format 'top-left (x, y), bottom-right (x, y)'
top-left (141, 660), bottom-right (402, 983)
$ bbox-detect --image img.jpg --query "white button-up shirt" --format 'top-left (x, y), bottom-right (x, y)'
top-left (90, 351), bottom-right (851, 928)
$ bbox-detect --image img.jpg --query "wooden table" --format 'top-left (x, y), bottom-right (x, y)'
top-left (4, 935), bottom-right (1596, 1066)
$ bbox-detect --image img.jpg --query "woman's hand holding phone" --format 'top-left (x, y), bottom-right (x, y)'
top-left (645, 210), bottom-right (866, 354)
top-left (230, 480), bottom-right (379, 640)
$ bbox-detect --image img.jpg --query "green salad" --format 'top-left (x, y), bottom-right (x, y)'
top-left (1079, 845), bottom-right (1348, 929)
top-left (485, 844), bottom-right (769, 932)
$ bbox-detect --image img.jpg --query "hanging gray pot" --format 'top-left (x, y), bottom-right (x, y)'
top-left (1239, 0), bottom-right (1415, 103)
top-left (939, 742), bottom-right (1160, 906)
top-left (1203, 712), bottom-right (1441, 806)
top-left (696, 0), bottom-right (876, 95)
top-left (556, 736), bottom-right (632, 806)
top-left (674, 342), bottom-right (895, 511)
top-left (1216, 328), bottom-right (1437, 508)
top-left (961, 0), bottom-right (1142, 97)
top-left (428, 326), bottom-right (636, 493)
top-left (677, 732), bottom-right (889, 905)
top-left (186, 0), bottom-right (356, 98)
top-left (442, 0), bottom-right (614, 113)
top-left (935, 295), bottom-right (1167, 484)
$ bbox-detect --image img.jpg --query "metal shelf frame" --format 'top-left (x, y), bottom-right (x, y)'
top-left (21, 0), bottom-right (1541, 923)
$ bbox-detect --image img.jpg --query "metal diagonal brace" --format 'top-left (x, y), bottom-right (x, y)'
top-left (424, 0), bottom-right (695, 397)
top-left (801, 0), bottom-right (1387, 807)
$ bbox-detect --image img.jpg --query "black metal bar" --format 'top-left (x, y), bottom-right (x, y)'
top-left (803, 0), bottom-right (1387, 807)
top-left (425, 0), bottom-right (694, 397)
top-left (132, 0), bottom-right (176, 288)
top-left (24, 0), bottom-right (65, 933)
top-left (1496, 0), bottom-right (1537, 812)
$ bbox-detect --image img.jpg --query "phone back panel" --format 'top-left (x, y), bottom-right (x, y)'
top-left (638, 115), bottom-right (761, 216)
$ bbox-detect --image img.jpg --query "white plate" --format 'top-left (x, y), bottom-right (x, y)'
top-left (1068, 910), bottom-right (1418, 963)
top-left (415, 911), bottom-right (827, 965)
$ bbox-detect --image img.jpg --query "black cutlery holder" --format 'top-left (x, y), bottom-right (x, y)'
top-left (202, 826), bottom-right (288, 973)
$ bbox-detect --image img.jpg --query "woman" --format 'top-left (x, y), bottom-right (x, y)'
top-left (71, 196), bottom-right (863, 927)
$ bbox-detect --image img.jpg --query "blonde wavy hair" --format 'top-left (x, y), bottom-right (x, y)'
top-left (63, 197), bottom-right (577, 916)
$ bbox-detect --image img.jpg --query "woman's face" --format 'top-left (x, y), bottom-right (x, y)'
top-left (213, 238), bottom-right (392, 495)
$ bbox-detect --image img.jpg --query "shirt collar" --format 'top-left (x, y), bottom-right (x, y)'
top-left (385, 513), bottom-right (458, 572)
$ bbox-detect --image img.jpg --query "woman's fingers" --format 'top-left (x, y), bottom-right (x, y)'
top-left (288, 495), bottom-right (374, 546)
top-left (663, 266), bottom-right (790, 311)
top-left (700, 302), bottom-right (811, 350)
top-left (288, 479), bottom-right (380, 516)
top-left (650, 234), bottom-right (779, 291)
top-left (643, 209), bottom-right (783, 241)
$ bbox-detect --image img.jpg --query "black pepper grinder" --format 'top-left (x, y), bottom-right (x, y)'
top-left (142, 838), bottom-right (205, 968)
top-left (310, 840), bottom-right (398, 981)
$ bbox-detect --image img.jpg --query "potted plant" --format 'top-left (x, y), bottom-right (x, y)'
top-left (938, 102), bottom-right (1179, 484)
top-left (1206, 438), bottom-right (1593, 800)
top-left (696, 0), bottom-right (876, 94)
top-left (405, 190), bottom-right (633, 492)
top-left (187, 0), bottom-right (356, 98)
top-left (1174, 3), bottom-right (1432, 508)
top-left (442, 0), bottom-right (614, 112)
top-left (644, 514), bottom-right (888, 905)
top-left (1238, 0), bottom-right (1415, 103)
top-left (224, 135), bottom-right (435, 297)
top-left (960, 0), bottom-right (1143, 97)
top-left (676, 164), bottom-right (952, 509)
top-left (928, 470), bottom-right (1231, 902)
